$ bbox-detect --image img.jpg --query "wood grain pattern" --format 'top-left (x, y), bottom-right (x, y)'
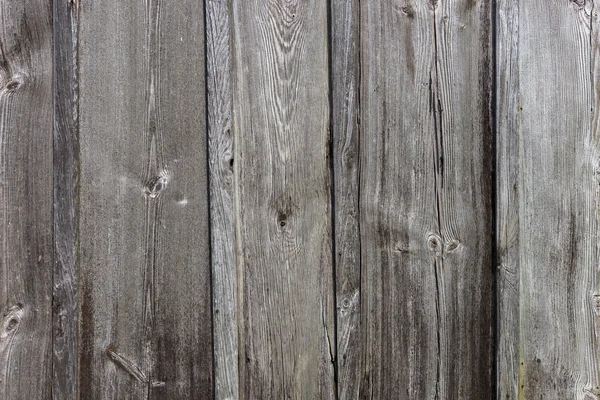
top-left (330, 0), bottom-right (361, 399)
top-left (53, 0), bottom-right (79, 398)
top-left (0, 1), bottom-right (53, 399)
top-left (497, 1), bottom-right (600, 398)
top-left (78, 0), bottom-right (212, 398)
top-left (360, 0), bottom-right (494, 398)
top-left (496, 0), bottom-right (519, 397)
top-left (206, 0), bottom-right (238, 398)
top-left (232, 0), bottom-right (335, 398)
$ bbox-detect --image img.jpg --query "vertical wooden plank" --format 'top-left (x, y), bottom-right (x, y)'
top-left (498, 1), bottom-right (600, 397)
top-left (78, 0), bottom-right (212, 398)
top-left (360, 0), bottom-right (494, 398)
top-left (53, 0), bottom-right (79, 398)
top-left (206, 0), bottom-right (238, 398)
top-left (0, 1), bottom-right (53, 399)
top-left (496, 0), bottom-right (519, 397)
top-left (232, 0), bottom-right (335, 398)
top-left (330, 0), bottom-right (361, 399)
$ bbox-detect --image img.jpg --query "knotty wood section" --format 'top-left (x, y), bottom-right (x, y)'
top-left (53, 0), bottom-right (79, 398)
top-left (330, 0), bottom-right (361, 399)
top-left (0, 1), bottom-right (53, 399)
top-left (498, 1), bottom-right (600, 398)
top-left (78, 0), bottom-right (212, 398)
top-left (232, 0), bottom-right (336, 398)
top-left (206, 0), bottom-right (238, 398)
top-left (360, 1), bottom-right (494, 398)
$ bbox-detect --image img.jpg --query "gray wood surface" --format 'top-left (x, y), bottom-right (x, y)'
top-left (78, 0), bottom-right (212, 398)
top-left (330, 0), bottom-right (361, 399)
top-left (360, 1), bottom-right (494, 398)
top-left (206, 0), bottom-right (238, 398)
top-left (498, 1), bottom-right (600, 398)
top-left (231, 0), bottom-right (336, 398)
top-left (53, 0), bottom-right (79, 398)
top-left (0, 1), bottom-right (53, 399)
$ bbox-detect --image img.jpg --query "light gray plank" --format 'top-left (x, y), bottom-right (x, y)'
top-left (330, 0), bottom-right (361, 399)
top-left (360, 0), bottom-right (494, 398)
top-left (231, 0), bottom-right (336, 398)
top-left (52, 0), bottom-right (79, 398)
top-left (78, 0), bottom-right (212, 398)
top-left (498, 1), bottom-right (600, 397)
top-left (206, 0), bottom-right (238, 398)
top-left (0, 1), bottom-right (53, 399)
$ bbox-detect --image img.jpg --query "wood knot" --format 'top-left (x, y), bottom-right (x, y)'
top-left (1, 303), bottom-right (24, 339)
top-left (277, 213), bottom-right (287, 228)
top-left (445, 239), bottom-right (460, 254)
top-left (427, 234), bottom-right (443, 255)
top-left (143, 169), bottom-right (170, 199)
top-left (5, 74), bottom-right (24, 92)
top-left (401, 4), bottom-right (415, 19)
top-left (593, 294), bottom-right (600, 315)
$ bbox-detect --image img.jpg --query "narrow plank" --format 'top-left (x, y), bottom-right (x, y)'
top-left (52, 0), bottom-right (79, 398)
top-left (330, 0), bottom-right (361, 398)
top-left (231, 0), bottom-right (336, 398)
top-left (0, 1), bottom-right (53, 399)
top-left (78, 0), bottom-right (212, 398)
top-left (496, 0), bottom-right (519, 397)
top-left (498, 1), bottom-right (600, 397)
top-left (206, 0), bottom-right (238, 398)
top-left (360, 0), bottom-right (494, 398)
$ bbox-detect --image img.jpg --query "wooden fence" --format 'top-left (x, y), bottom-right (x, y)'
top-left (0, 0), bottom-right (597, 399)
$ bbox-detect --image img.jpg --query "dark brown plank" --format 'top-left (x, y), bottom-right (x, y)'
top-left (78, 0), bottom-right (212, 398)
top-left (360, 0), bottom-right (494, 398)
top-left (0, 1), bottom-right (53, 399)
top-left (52, 0), bottom-right (79, 398)
top-left (330, 0), bottom-right (361, 399)
top-left (232, 0), bottom-right (336, 398)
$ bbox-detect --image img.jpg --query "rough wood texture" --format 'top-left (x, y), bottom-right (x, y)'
top-left (330, 0), bottom-right (361, 399)
top-left (53, 0), bottom-right (79, 398)
top-left (0, 1), bottom-right (53, 399)
top-left (206, 0), bottom-right (238, 398)
top-left (360, 1), bottom-right (494, 398)
top-left (496, 0), bottom-right (519, 397)
top-left (78, 0), bottom-right (212, 398)
top-left (498, 1), bottom-right (600, 398)
top-left (232, 0), bottom-right (336, 398)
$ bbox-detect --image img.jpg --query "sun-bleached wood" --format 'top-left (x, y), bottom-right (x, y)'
top-left (498, 1), bottom-right (600, 398)
top-left (0, 1), bottom-right (53, 399)
top-left (360, 1), bottom-right (494, 398)
top-left (232, 0), bottom-right (336, 398)
top-left (78, 0), bottom-right (212, 397)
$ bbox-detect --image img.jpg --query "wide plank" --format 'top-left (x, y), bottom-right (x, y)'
top-left (232, 0), bottom-right (336, 398)
top-left (0, 1), bottom-right (53, 399)
top-left (498, 1), bottom-right (600, 397)
top-left (78, 0), bottom-right (212, 397)
top-left (360, 0), bottom-right (494, 398)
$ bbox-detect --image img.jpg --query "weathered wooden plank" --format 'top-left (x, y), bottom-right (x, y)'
top-left (330, 0), bottom-right (361, 399)
top-left (497, 1), bottom-right (600, 398)
top-left (78, 0), bottom-right (212, 398)
top-left (0, 1), bottom-right (53, 399)
top-left (360, 1), bottom-right (494, 398)
top-left (496, 0), bottom-right (519, 397)
top-left (206, 0), bottom-right (238, 398)
top-left (231, 0), bottom-right (335, 398)
top-left (52, 0), bottom-right (79, 398)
